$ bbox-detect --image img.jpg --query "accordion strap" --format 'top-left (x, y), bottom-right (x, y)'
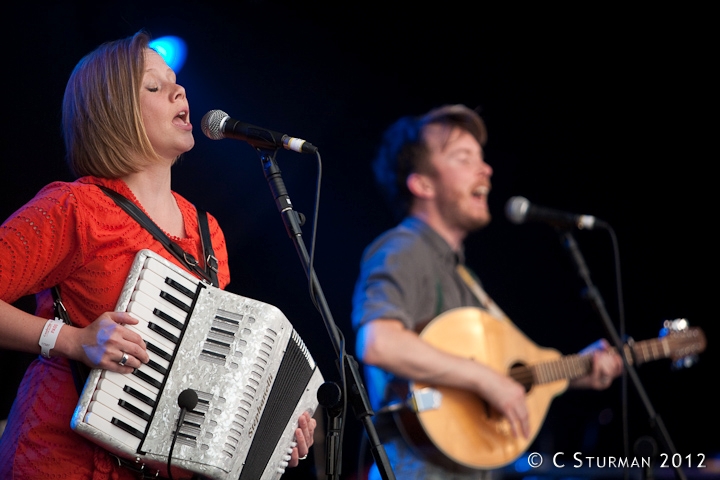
top-left (97, 185), bottom-right (218, 287)
top-left (51, 286), bottom-right (91, 395)
top-left (197, 208), bottom-right (219, 288)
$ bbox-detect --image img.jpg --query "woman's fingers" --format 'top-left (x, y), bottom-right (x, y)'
top-left (80, 312), bottom-right (149, 369)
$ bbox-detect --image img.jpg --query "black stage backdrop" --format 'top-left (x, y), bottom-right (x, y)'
top-left (1, 2), bottom-right (716, 479)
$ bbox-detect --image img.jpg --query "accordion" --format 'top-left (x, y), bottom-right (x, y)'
top-left (71, 249), bottom-right (324, 479)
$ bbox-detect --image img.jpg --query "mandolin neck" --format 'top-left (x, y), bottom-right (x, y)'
top-left (523, 336), bottom-right (683, 385)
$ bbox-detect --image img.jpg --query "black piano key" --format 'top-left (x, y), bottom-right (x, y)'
top-left (148, 322), bottom-right (179, 344)
top-left (111, 417), bottom-right (145, 440)
top-left (132, 369), bottom-right (163, 390)
top-left (146, 359), bottom-right (168, 376)
top-left (153, 308), bottom-right (184, 331)
top-left (165, 277), bottom-right (195, 299)
top-left (146, 341), bottom-right (172, 363)
top-left (118, 399), bottom-right (152, 422)
top-left (159, 291), bottom-right (190, 313)
top-left (123, 385), bottom-right (156, 408)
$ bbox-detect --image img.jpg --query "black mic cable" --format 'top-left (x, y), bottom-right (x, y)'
top-left (167, 388), bottom-right (198, 480)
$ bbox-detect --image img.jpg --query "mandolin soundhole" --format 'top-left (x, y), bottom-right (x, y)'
top-left (509, 363), bottom-right (533, 393)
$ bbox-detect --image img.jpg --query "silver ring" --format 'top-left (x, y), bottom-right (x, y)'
top-left (299, 454), bottom-right (307, 461)
top-left (118, 352), bottom-right (129, 366)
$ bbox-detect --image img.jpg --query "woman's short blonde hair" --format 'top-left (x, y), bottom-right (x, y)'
top-left (63, 30), bottom-right (160, 178)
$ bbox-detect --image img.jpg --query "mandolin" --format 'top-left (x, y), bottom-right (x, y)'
top-left (392, 307), bottom-right (706, 471)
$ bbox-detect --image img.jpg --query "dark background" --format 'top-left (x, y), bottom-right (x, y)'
top-left (1, 2), bottom-right (716, 479)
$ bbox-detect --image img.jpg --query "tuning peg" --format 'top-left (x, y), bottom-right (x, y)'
top-left (659, 318), bottom-right (704, 370)
top-left (659, 318), bottom-right (690, 336)
top-left (672, 354), bottom-right (699, 370)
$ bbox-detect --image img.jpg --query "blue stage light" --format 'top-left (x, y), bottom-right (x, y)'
top-left (514, 454), bottom-right (532, 473)
top-left (149, 36), bottom-right (187, 73)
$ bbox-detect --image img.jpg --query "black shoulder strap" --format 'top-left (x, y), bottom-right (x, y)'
top-left (51, 286), bottom-right (91, 395)
top-left (98, 185), bottom-right (217, 286)
top-left (197, 210), bottom-right (219, 288)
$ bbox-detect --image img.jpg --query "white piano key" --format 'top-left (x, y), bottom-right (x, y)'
top-left (132, 288), bottom-right (188, 326)
top-left (84, 410), bottom-right (141, 450)
top-left (88, 399), bottom-right (146, 434)
top-left (104, 370), bottom-right (160, 397)
top-left (139, 267), bottom-right (197, 301)
top-left (144, 257), bottom-right (199, 292)
top-left (126, 303), bottom-right (178, 352)
top-left (94, 380), bottom-right (154, 417)
top-left (93, 389), bottom-right (151, 425)
top-left (146, 349), bottom-right (170, 372)
top-left (132, 362), bottom-right (165, 390)
top-left (99, 377), bottom-right (156, 407)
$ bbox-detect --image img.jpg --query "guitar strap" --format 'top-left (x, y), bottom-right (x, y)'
top-left (456, 264), bottom-right (509, 321)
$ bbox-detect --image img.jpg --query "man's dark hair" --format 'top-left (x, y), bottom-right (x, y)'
top-left (372, 104), bottom-right (487, 219)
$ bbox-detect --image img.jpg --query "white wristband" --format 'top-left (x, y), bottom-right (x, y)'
top-left (39, 318), bottom-right (65, 358)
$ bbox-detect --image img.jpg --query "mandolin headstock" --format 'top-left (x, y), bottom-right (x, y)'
top-left (659, 318), bottom-right (707, 369)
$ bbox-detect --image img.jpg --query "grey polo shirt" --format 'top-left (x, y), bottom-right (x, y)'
top-left (352, 215), bottom-right (487, 412)
top-left (352, 216), bottom-right (484, 333)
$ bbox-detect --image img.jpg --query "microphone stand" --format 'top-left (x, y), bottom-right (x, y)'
top-left (559, 230), bottom-right (686, 480)
top-left (255, 148), bottom-right (395, 480)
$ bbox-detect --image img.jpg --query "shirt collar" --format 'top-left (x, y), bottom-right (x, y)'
top-left (401, 216), bottom-right (466, 265)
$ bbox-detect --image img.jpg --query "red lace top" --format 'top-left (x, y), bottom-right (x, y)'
top-left (0, 176), bottom-right (230, 479)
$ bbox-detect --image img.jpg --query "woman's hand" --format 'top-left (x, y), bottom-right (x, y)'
top-left (287, 410), bottom-right (317, 467)
top-left (65, 311), bottom-right (149, 372)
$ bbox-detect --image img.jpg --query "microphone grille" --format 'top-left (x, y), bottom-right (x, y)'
top-left (201, 110), bottom-right (228, 140)
top-left (505, 196), bottom-right (530, 224)
top-left (178, 388), bottom-right (198, 410)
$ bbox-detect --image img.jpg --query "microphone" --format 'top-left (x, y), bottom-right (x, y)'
top-left (505, 196), bottom-right (607, 230)
top-left (201, 109), bottom-right (318, 154)
top-left (177, 388), bottom-right (199, 412)
top-left (167, 389), bottom-right (198, 479)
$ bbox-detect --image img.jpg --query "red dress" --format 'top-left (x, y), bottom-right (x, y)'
top-left (0, 176), bottom-right (230, 479)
